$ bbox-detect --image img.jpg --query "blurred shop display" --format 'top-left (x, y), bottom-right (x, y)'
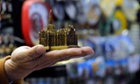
top-left (0, 0), bottom-right (13, 30)
top-left (0, 0), bottom-right (21, 58)
top-left (1, 0), bottom-right (139, 46)
top-left (25, 30), bottom-right (138, 84)
top-left (1, 0), bottom-right (140, 83)
top-left (99, 0), bottom-right (118, 18)
top-left (25, 65), bottom-right (67, 84)
top-left (78, 33), bottom-right (135, 60)
top-left (0, 34), bottom-right (14, 58)
top-left (130, 23), bottom-right (140, 54)
top-left (2, 0), bottom-right (52, 47)
top-left (21, 0), bottom-right (52, 46)
top-left (24, 54), bottom-right (140, 84)
top-left (112, 7), bottom-right (127, 35)
top-left (1, 0), bottom-right (139, 47)
top-left (122, 0), bottom-right (139, 22)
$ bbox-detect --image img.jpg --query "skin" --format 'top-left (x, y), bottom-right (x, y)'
top-left (4, 45), bottom-right (94, 82)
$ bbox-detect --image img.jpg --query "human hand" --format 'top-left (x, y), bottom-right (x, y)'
top-left (4, 45), bottom-right (94, 81)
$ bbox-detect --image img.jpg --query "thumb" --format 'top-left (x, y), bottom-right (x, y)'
top-left (11, 45), bottom-right (46, 62)
top-left (26, 45), bottom-right (46, 60)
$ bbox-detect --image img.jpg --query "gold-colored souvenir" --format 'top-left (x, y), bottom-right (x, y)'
top-left (39, 10), bottom-right (79, 51)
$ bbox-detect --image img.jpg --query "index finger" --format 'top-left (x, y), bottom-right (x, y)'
top-left (45, 46), bottom-right (94, 62)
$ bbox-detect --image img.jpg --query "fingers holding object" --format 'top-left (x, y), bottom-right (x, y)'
top-left (36, 46), bottom-right (94, 66)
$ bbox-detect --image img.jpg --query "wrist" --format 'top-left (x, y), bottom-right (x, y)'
top-left (4, 59), bottom-right (25, 81)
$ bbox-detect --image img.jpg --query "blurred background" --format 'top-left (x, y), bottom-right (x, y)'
top-left (0, 0), bottom-right (140, 84)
